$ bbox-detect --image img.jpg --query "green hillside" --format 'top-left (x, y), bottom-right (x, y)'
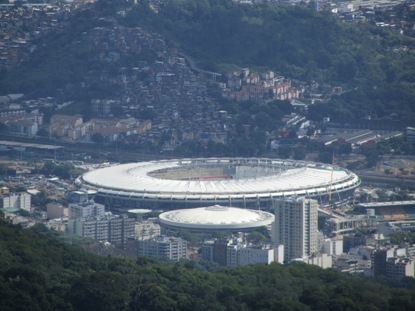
top-left (123, 0), bottom-right (415, 122)
top-left (1, 217), bottom-right (415, 310)
top-left (0, 0), bottom-right (414, 123)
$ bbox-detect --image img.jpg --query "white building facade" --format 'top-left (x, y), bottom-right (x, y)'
top-left (68, 215), bottom-right (135, 247)
top-left (68, 201), bottom-right (105, 219)
top-left (0, 193), bottom-right (31, 211)
top-left (238, 245), bottom-right (275, 266)
top-left (272, 197), bottom-right (318, 262)
top-left (137, 236), bottom-right (188, 262)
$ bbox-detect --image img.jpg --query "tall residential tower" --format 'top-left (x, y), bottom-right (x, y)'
top-left (272, 197), bottom-right (318, 262)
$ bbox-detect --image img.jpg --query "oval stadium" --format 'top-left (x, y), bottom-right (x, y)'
top-left (159, 205), bottom-right (275, 231)
top-left (78, 158), bottom-right (360, 210)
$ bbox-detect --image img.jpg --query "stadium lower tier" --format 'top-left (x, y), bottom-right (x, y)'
top-left (94, 188), bottom-right (357, 211)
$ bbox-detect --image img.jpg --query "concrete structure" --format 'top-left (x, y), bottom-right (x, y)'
top-left (326, 215), bottom-right (378, 235)
top-left (78, 158), bottom-right (360, 210)
top-left (238, 245), bottom-right (275, 266)
top-left (128, 209), bottom-right (152, 222)
top-left (159, 205), bottom-right (274, 231)
top-left (272, 197), bottom-right (318, 262)
top-left (372, 246), bottom-right (414, 280)
top-left (333, 253), bottom-right (372, 274)
top-left (305, 253), bottom-right (333, 269)
top-left (385, 257), bottom-right (414, 280)
top-left (0, 187), bottom-right (10, 194)
top-left (67, 191), bottom-right (89, 203)
top-left (274, 244), bottom-right (285, 264)
top-left (46, 203), bottom-right (67, 219)
top-left (343, 234), bottom-right (367, 253)
top-left (323, 238), bottom-right (343, 256)
top-left (137, 236), bottom-right (187, 261)
top-left (406, 127), bottom-right (415, 142)
top-left (357, 201), bottom-right (415, 222)
top-left (201, 240), bottom-right (228, 266)
top-left (68, 215), bottom-right (135, 247)
top-left (0, 192), bottom-right (31, 211)
top-left (201, 238), bottom-right (278, 267)
top-left (68, 200), bottom-right (105, 219)
top-left (135, 221), bottom-right (161, 240)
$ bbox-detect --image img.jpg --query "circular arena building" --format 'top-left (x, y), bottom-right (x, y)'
top-left (159, 205), bottom-right (275, 231)
top-left (78, 158), bottom-right (360, 210)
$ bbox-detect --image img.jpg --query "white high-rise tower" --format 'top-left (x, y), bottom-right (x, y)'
top-left (272, 197), bottom-right (318, 262)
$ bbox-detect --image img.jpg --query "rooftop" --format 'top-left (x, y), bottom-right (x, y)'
top-left (159, 205), bottom-right (275, 230)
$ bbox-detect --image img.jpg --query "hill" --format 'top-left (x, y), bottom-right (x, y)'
top-left (123, 0), bottom-right (415, 123)
top-left (1, 217), bottom-right (415, 310)
top-left (0, 0), bottom-right (414, 123)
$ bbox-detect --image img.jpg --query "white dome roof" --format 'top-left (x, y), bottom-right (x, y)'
top-left (159, 205), bottom-right (275, 230)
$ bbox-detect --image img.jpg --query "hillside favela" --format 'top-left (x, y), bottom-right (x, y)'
top-left (1, 0), bottom-right (415, 309)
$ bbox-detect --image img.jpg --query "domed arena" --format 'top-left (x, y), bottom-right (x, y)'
top-left (158, 205), bottom-right (275, 231)
top-left (77, 157), bottom-right (360, 210)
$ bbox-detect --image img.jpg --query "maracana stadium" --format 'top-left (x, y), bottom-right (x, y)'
top-left (77, 158), bottom-right (360, 210)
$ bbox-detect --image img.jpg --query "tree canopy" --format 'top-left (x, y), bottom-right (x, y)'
top-left (1, 218), bottom-right (415, 310)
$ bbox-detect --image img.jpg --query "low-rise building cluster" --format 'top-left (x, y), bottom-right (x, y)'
top-left (222, 68), bottom-right (305, 102)
top-left (0, 186), bottom-right (30, 212)
top-left (0, 1), bottom-right (90, 70)
top-left (49, 114), bottom-right (152, 142)
top-left (201, 236), bottom-right (282, 267)
top-left (66, 194), bottom-right (135, 248)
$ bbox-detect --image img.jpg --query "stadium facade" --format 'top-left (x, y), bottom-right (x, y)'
top-left (77, 158), bottom-right (360, 210)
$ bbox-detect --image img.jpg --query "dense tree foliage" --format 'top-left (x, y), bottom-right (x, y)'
top-left (1, 218), bottom-right (415, 310)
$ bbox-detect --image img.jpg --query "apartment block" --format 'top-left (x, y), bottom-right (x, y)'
top-left (68, 215), bottom-right (135, 247)
top-left (137, 236), bottom-right (187, 262)
top-left (0, 192), bottom-right (31, 211)
top-left (68, 200), bottom-right (105, 219)
top-left (272, 197), bottom-right (318, 262)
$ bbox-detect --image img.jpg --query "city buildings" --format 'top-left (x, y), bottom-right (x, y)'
top-left (135, 220), bottom-right (161, 240)
top-left (386, 257), bottom-right (414, 281)
top-left (46, 202), bottom-right (67, 219)
top-left (323, 237), bottom-right (344, 256)
top-left (201, 237), bottom-right (282, 267)
top-left (68, 215), bottom-right (135, 248)
top-left (67, 198), bottom-right (134, 247)
top-left (272, 197), bottom-right (318, 262)
top-left (137, 236), bottom-right (187, 262)
top-left (0, 192), bottom-right (31, 212)
top-left (68, 200), bottom-right (105, 219)
top-left (372, 246), bottom-right (414, 280)
top-left (222, 68), bottom-right (304, 102)
top-left (304, 253), bottom-right (333, 269)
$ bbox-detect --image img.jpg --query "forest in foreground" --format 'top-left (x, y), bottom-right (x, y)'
top-left (1, 217), bottom-right (415, 311)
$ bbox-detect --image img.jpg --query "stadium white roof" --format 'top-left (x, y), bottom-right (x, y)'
top-left (159, 205), bottom-right (275, 230)
top-left (79, 158), bottom-right (359, 200)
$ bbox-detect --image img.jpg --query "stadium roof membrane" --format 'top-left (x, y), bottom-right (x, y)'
top-left (78, 158), bottom-right (360, 208)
